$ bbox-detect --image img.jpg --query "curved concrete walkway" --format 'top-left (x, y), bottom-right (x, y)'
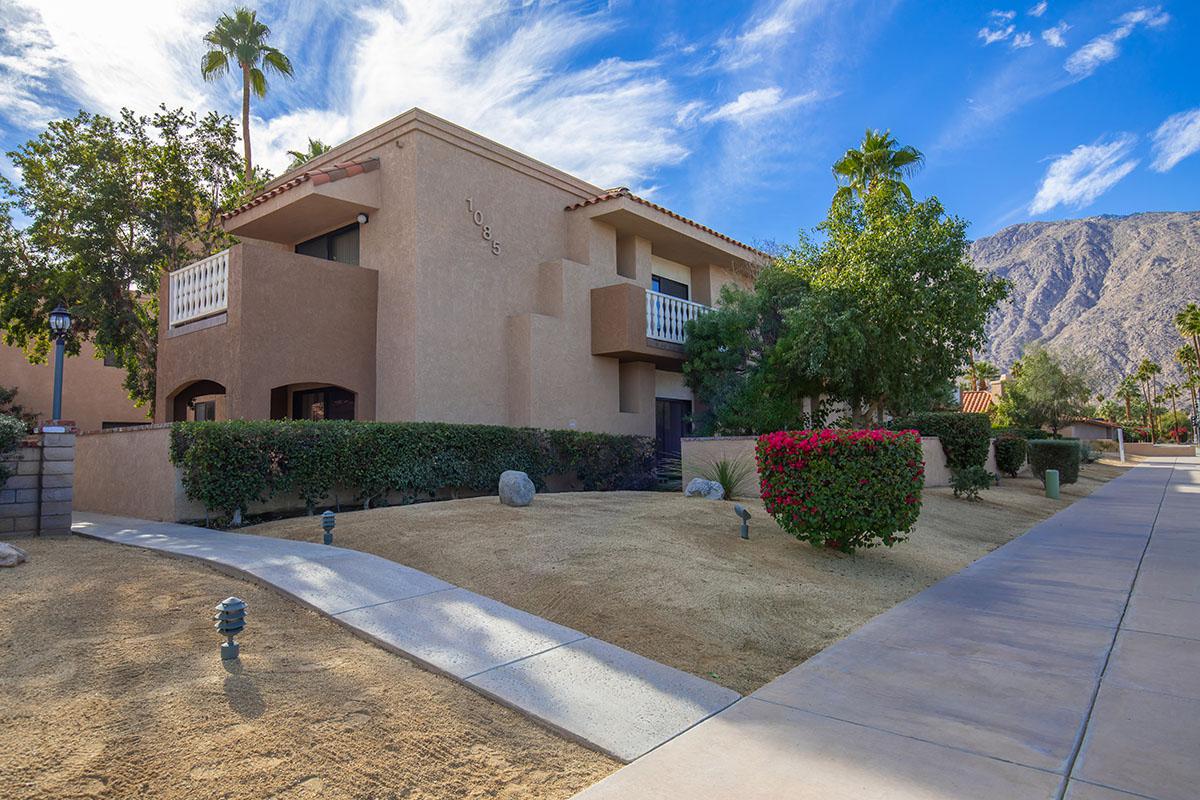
top-left (572, 458), bottom-right (1200, 800)
top-left (72, 513), bottom-right (738, 763)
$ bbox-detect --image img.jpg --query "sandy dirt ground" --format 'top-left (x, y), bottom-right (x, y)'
top-left (0, 537), bottom-right (615, 800)
top-left (249, 461), bottom-right (1130, 694)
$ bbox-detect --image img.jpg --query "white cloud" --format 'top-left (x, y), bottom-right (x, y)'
top-left (1028, 2), bottom-right (1048, 17)
top-left (1150, 108), bottom-right (1200, 172)
top-left (717, 0), bottom-right (823, 70)
top-left (1065, 6), bottom-right (1170, 77)
top-left (990, 9), bottom-right (1017, 21)
top-left (1029, 135), bottom-right (1139, 213)
top-left (1042, 21), bottom-right (1070, 47)
top-left (1011, 32), bottom-right (1034, 49)
top-left (979, 24), bottom-right (1016, 45)
top-left (701, 87), bottom-right (818, 124)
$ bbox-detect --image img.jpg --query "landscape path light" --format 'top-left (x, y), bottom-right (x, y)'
top-left (321, 510), bottom-right (335, 545)
top-left (733, 503), bottom-right (751, 540)
top-left (214, 596), bottom-right (247, 660)
top-left (48, 304), bottom-right (73, 420)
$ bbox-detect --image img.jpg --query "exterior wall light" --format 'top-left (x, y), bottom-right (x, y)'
top-left (214, 596), bottom-right (247, 660)
top-left (733, 503), bottom-right (751, 540)
top-left (356, 213), bottom-right (369, 224)
top-left (321, 510), bottom-right (335, 545)
top-left (48, 304), bottom-right (73, 420)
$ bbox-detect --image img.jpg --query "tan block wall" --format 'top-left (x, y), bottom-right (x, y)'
top-left (74, 424), bottom-right (201, 522)
top-left (680, 435), bottom-right (999, 495)
top-left (1122, 442), bottom-right (1196, 457)
top-left (1, 339), bottom-right (145, 432)
top-left (1, 428), bottom-right (75, 537)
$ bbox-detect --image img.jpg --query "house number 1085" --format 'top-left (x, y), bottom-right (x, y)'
top-left (465, 198), bottom-right (501, 255)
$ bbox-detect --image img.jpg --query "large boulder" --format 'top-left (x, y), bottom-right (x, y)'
top-left (498, 470), bottom-right (536, 507)
top-left (0, 542), bottom-right (27, 568)
top-left (685, 478), bottom-right (725, 500)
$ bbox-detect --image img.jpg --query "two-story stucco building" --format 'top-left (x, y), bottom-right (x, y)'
top-left (156, 109), bottom-right (763, 457)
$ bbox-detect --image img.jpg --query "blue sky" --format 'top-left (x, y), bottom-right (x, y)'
top-left (1, 0), bottom-right (1197, 245)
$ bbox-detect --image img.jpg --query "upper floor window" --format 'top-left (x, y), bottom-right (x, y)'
top-left (296, 223), bottom-right (359, 266)
top-left (651, 274), bottom-right (689, 301)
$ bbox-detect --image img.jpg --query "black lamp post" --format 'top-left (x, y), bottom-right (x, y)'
top-left (48, 304), bottom-right (72, 420)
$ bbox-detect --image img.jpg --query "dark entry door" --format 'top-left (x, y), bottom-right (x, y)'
top-left (655, 398), bottom-right (692, 459)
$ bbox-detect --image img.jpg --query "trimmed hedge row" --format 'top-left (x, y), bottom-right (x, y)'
top-left (888, 412), bottom-right (991, 471)
top-left (1027, 439), bottom-right (1081, 486)
top-left (756, 428), bottom-right (924, 553)
top-left (169, 420), bottom-right (657, 518)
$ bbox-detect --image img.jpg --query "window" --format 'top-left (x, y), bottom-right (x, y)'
top-left (295, 223), bottom-right (360, 266)
top-left (192, 400), bottom-right (216, 421)
top-left (651, 274), bottom-right (689, 301)
top-left (292, 387), bottom-right (355, 421)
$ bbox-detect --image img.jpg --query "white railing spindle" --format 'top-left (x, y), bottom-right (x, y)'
top-left (645, 289), bottom-right (710, 344)
top-left (169, 249), bottom-right (229, 327)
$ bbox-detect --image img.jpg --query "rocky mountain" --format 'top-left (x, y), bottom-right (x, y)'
top-left (972, 211), bottom-right (1200, 394)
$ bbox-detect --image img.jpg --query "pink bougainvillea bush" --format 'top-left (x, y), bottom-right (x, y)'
top-left (755, 428), bottom-right (925, 553)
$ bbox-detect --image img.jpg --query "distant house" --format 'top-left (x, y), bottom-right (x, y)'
top-left (1060, 418), bottom-right (1123, 441)
top-left (960, 390), bottom-right (997, 415)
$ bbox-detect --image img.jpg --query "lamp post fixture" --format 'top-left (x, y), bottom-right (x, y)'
top-left (214, 596), bottom-right (247, 660)
top-left (733, 503), bottom-right (751, 540)
top-left (48, 304), bottom-right (73, 420)
top-left (321, 510), bottom-right (335, 545)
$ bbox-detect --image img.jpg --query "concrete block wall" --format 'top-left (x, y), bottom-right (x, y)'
top-left (0, 423), bottom-right (75, 537)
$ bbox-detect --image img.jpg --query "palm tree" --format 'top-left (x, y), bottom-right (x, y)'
top-left (832, 129), bottom-right (925, 204)
top-left (964, 360), bottom-right (1000, 391)
top-left (1162, 383), bottom-right (1183, 441)
top-left (1116, 375), bottom-right (1140, 423)
top-left (1135, 358), bottom-right (1162, 441)
top-left (286, 138), bottom-right (332, 171)
top-left (201, 7), bottom-right (294, 182)
top-left (1175, 303), bottom-right (1200, 372)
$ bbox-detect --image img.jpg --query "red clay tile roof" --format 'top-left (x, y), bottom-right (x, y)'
top-left (221, 157), bottom-right (381, 221)
top-left (960, 391), bottom-right (996, 414)
top-left (565, 187), bottom-right (768, 259)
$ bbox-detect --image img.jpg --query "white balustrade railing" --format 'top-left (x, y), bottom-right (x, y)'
top-left (169, 249), bottom-right (229, 327)
top-left (645, 289), bottom-right (710, 344)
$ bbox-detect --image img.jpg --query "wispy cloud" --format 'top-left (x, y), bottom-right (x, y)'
top-left (1065, 5), bottom-right (1170, 78)
top-left (716, 0), bottom-right (823, 71)
top-left (1029, 135), bottom-right (1139, 213)
top-left (702, 87), bottom-right (818, 124)
top-left (979, 24), bottom-right (1016, 45)
top-left (1150, 108), bottom-right (1200, 172)
top-left (1042, 21), bottom-right (1070, 47)
top-left (1028, 2), bottom-right (1048, 18)
top-left (990, 9), bottom-right (1017, 22)
top-left (1011, 32), bottom-right (1034, 49)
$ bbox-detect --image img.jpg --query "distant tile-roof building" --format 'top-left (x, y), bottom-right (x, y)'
top-left (961, 390), bottom-right (997, 414)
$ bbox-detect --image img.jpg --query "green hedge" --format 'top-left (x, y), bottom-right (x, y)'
top-left (169, 420), bottom-right (656, 518)
top-left (756, 429), bottom-right (924, 553)
top-left (1027, 439), bottom-right (1080, 486)
top-left (888, 412), bottom-right (991, 471)
top-left (0, 413), bottom-right (27, 485)
top-left (991, 426), bottom-right (1048, 440)
top-left (994, 435), bottom-right (1027, 478)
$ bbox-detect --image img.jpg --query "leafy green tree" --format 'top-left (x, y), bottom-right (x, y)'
top-left (201, 7), bottom-right (294, 182)
top-left (0, 107), bottom-right (242, 412)
top-left (833, 129), bottom-right (924, 204)
top-left (1162, 383), bottom-right (1183, 440)
top-left (993, 344), bottom-right (1095, 434)
top-left (1174, 303), bottom-right (1200, 372)
top-left (287, 138), bottom-right (332, 171)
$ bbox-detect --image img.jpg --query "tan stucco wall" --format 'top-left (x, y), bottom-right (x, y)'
top-left (1122, 442), bottom-right (1195, 457)
top-left (0, 338), bottom-right (145, 431)
top-left (74, 425), bottom-right (201, 521)
top-left (680, 435), bottom-right (999, 494)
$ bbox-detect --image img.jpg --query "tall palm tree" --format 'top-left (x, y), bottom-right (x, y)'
top-left (964, 360), bottom-right (1000, 391)
top-left (286, 138), bottom-right (332, 171)
top-left (832, 129), bottom-right (925, 204)
top-left (1116, 376), bottom-right (1140, 423)
top-left (1162, 383), bottom-right (1182, 441)
top-left (1175, 303), bottom-right (1200, 372)
top-left (201, 7), bottom-right (294, 182)
top-left (1135, 358), bottom-right (1162, 441)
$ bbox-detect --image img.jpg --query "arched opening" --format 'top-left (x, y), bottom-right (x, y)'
top-left (168, 379), bottom-right (227, 422)
top-left (269, 383), bottom-right (356, 421)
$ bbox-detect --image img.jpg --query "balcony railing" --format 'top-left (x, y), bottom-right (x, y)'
top-left (169, 249), bottom-right (229, 327)
top-left (646, 290), bottom-right (710, 344)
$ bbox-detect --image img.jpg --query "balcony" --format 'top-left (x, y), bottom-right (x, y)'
top-left (592, 284), bottom-right (711, 365)
top-left (169, 249), bottom-right (230, 327)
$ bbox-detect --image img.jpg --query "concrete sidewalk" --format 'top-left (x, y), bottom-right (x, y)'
top-left (573, 459), bottom-right (1200, 800)
top-left (72, 513), bottom-right (738, 762)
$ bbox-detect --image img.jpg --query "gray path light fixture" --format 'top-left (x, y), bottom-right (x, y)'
top-left (321, 510), bottom-right (335, 545)
top-left (48, 304), bottom-right (72, 420)
top-left (214, 596), bottom-right (247, 660)
top-left (733, 503), bottom-right (751, 540)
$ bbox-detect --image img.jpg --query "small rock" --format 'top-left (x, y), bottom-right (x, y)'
top-left (685, 478), bottom-right (726, 500)
top-left (0, 542), bottom-right (28, 567)
top-left (498, 470), bottom-right (536, 507)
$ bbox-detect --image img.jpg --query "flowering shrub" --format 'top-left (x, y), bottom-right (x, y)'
top-left (756, 428), bottom-right (925, 553)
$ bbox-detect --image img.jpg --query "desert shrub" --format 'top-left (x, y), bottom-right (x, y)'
top-left (888, 412), bottom-right (991, 470)
top-left (994, 435), bottom-right (1027, 477)
top-left (991, 426), bottom-right (1047, 441)
top-left (756, 428), bottom-right (924, 553)
top-left (0, 413), bottom-right (29, 485)
top-left (170, 420), bottom-right (655, 519)
top-left (951, 465), bottom-right (995, 500)
top-left (695, 456), bottom-right (756, 500)
top-left (1027, 439), bottom-right (1081, 486)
